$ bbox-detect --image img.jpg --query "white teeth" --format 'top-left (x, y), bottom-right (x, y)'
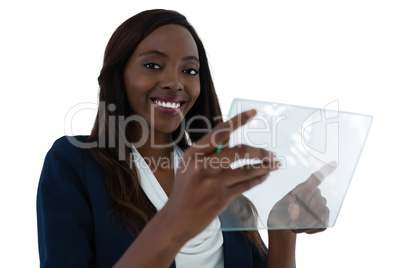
top-left (154, 100), bottom-right (181, 109)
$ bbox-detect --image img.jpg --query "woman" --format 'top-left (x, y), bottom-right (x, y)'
top-left (37, 9), bottom-right (326, 268)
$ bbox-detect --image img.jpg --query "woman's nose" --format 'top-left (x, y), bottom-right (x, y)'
top-left (159, 68), bottom-right (183, 92)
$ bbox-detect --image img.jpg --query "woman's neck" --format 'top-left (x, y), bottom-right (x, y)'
top-left (130, 128), bottom-right (174, 169)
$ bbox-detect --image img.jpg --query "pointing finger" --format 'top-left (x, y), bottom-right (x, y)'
top-left (306, 161), bottom-right (337, 189)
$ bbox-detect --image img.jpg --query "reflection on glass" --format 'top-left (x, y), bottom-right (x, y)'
top-left (214, 99), bottom-right (372, 231)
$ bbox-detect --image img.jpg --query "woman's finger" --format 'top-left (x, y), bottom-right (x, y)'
top-left (186, 109), bottom-right (257, 157)
top-left (219, 162), bottom-right (277, 187)
top-left (207, 144), bottom-right (277, 170)
top-left (226, 173), bottom-right (269, 199)
top-left (303, 162), bottom-right (337, 190)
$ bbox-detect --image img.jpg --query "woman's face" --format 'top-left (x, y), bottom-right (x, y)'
top-left (124, 24), bottom-right (200, 139)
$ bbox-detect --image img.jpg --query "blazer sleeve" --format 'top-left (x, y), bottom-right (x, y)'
top-left (37, 136), bottom-right (95, 267)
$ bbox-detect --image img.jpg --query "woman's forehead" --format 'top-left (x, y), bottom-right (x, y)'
top-left (134, 24), bottom-right (198, 58)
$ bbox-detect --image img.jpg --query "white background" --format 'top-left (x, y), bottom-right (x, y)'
top-left (1, 0), bottom-right (401, 267)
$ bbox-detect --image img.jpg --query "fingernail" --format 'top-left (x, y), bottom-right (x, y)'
top-left (274, 161), bottom-right (281, 169)
top-left (246, 109), bottom-right (257, 118)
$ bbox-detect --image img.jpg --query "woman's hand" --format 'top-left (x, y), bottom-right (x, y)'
top-left (267, 163), bottom-right (336, 233)
top-left (164, 109), bottom-right (280, 242)
top-left (265, 164), bottom-right (336, 268)
top-left (115, 109), bottom-right (280, 268)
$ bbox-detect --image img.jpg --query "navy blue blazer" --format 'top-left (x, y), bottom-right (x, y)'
top-left (37, 136), bottom-right (267, 267)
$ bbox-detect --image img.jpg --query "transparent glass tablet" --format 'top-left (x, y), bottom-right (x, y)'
top-left (216, 98), bottom-right (372, 231)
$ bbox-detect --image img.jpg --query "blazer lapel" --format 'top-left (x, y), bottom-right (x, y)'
top-left (222, 231), bottom-right (252, 268)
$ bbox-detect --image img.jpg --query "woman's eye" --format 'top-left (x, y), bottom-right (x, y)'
top-left (183, 68), bottom-right (199, 75)
top-left (143, 62), bottom-right (161, 69)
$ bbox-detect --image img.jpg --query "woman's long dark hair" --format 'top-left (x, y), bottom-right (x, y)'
top-left (88, 9), bottom-right (265, 255)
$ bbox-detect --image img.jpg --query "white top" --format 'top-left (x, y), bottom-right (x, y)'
top-left (131, 144), bottom-right (224, 268)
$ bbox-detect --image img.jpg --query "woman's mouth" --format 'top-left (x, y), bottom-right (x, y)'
top-left (150, 97), bottom-right (186, 115)
top-left (152, 99), bottom-right (183, 109)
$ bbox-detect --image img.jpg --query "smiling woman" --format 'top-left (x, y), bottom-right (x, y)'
top-left (36, 9), bottom-right (320, 268)
top-left (124, 24), bottom-right (201, 138)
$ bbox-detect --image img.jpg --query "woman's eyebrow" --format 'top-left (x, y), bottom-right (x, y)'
top-left (182, 56), bottom-right (200, 64)
top-left (138, 50), bottom-right (167, 58)
top-left (138, 50), bottom-right (199, 63)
